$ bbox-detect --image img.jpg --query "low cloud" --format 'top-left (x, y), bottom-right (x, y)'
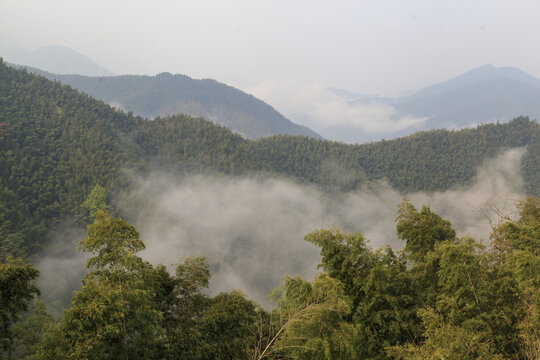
top-left (35, 218), bottom-right (88, 314)
top-left (113, 148), bottom-right (526, 306)
top-left (245, 79), bottom-right (427, 141)
top-left (35, 148), bottom-right (527, 309)
top-left (116, 177), bottom-right (325, 306)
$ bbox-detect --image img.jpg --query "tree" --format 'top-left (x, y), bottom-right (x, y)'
top-left (386, 308), bottom-right (505, 360)
top-left (81, 184), bottom-right (110, 221)
top-left (9, 300), bottom-right (53, 359)
top-left (167, 256), bottom-right (211, 359)
top-left (304, 229), bottom-right (420, 359)
top-left (269, 273), bottom-right (358, 360)
top-left (195, 290), bottom-right (258, 360)
top-left (396, 199), bottom-right (456, 263)
top-left (304, 229), bottom-right (373, 303)
top-left (0, 257), bottom-right (40, 358)
top-left (173, 255), bottom-right (210, 317)
top-left (36, 210), bottom-right (165, 360)
top-left (490, 197), bottom-right (540, 358)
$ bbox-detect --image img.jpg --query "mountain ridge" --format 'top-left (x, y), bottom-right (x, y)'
top-left (7, 62), bottom-right (322, 140)
top-left (403, 64), bottom-right (540, 100)
top-left (316, 64), bottom-right (540, 142)
top-left (388, 65), bottom-right (540, 130)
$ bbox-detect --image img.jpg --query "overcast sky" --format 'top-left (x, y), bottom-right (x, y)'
top-left (1, 0), bottom-right (539, 95)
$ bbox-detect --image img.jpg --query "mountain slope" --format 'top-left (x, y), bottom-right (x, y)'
top-left (393, 78), bottom-right (540, 128)
top-left (14, 65), bottom-right (322, 140)
top-left (406, 64), bottom-right (540, 100)
top-left (389, 64), bottom-right (540, 128)
top-left (315, 65), bottom-right (540, 143)
top-left (0, 45), bottom-right (113, 76)
top-left (0, 60), bottom-right (538, 257)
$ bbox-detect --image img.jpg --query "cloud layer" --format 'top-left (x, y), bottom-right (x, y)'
top-left (36, 148), bottom-right (526, 308)
top-left (115, 148), bottom-right (526, 305)
top-left (245, 79), bottom-right (427, 143)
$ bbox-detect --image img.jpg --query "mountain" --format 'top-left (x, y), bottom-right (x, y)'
top-left (12, 64), bottom-right (322, 140)
top-left (405, 64), bottom-right (540, 99)
top-left (389, 64), bottom-right (540, 129)
top-left (0, 45), bottom-right (114, 76)
top-left (313, 65), bottom-right (540, 143)
top-left (0, 60), bottom-right (539, 258)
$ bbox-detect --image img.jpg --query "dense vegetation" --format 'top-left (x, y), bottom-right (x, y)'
top-left (1, 59), bottom-right (539, 258)
top-left (2, 196), bottom-right (539, 359)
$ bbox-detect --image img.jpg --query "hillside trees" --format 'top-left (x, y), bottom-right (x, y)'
top-left (0, 258), bottom-right (40, 359)
top-left (33, 208), bottom-right (260, 360)
top-left (267, 198), bottom-right (539, 359)
top-left (490, 197), bottom-right (540, 358)
top-left (162, 255), bottom-right (260, 360)
top-left (0, 61), bottom-right (130, 257)
top-left (269, 274), bottom-right (359, 359)
top-left (388, 199), bottom-right (539, 359)
top-left (300, 229), bottom-right (420, 359)
top-left (396, 200), bottom-right (456, 263)
top-left (36, 210), bottom-right (166, 359)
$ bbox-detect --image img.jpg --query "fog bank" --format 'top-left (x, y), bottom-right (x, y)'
top-left (35, 148), bottom-right (526, 308)
top-left (114, 147), bottom-right (526, 305)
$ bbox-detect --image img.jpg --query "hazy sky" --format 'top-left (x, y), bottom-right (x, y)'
top-left (1, 0), bottom-right (539, 95)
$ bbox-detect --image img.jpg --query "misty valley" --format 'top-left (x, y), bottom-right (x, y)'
top-left (1, 54), bottom-right (539, 359)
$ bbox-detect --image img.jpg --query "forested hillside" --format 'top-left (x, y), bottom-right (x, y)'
top-left (1, 59), bottom-right (539, 258)
top-left (12, 64), bottom-right (322, 140)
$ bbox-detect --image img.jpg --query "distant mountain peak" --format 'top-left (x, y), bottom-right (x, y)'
top-left (411, 64), bottom-right (540, 100)
top-left (475, 63), bottom-right (495, 70)
top-left (461, 63), bottom-right (536, 80)
top-left (0, 45), bottom-right (114, 76)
